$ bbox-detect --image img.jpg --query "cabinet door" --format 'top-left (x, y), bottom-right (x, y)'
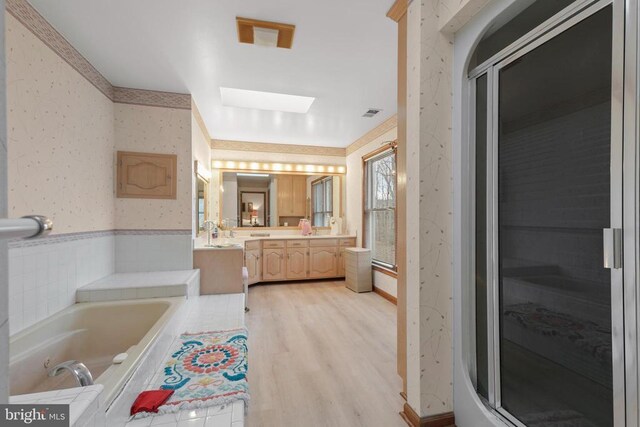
top-left (263, 248), bottom-right (286, 281)
top-left (245, 249), bottom-right (262, 285)
top-left (292, 175), bottom-right (307, 216)
top-left (286, 247), bottom-right (308, 280)
top-left (117, 151), bottom-right (177, 199)
top-left (277, 175), bottom-right (293, 216)
top-left (309, 246), bottom-right (338, 278)
top-left (337, 247), bottom-right (346, 277)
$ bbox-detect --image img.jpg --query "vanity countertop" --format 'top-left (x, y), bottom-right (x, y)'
top-left (193, 234), bottom-right (356, 250)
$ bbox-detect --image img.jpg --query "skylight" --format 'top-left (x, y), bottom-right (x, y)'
top-left (220, 87), bottom-right (315, 114)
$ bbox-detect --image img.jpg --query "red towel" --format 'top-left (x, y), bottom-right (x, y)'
top-left (130, 390), bottom-right (174, 416)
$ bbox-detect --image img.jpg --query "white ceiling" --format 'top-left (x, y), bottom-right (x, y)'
top-left (28, 0), bottom-right (398, 148)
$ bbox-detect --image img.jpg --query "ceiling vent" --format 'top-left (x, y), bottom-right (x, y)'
top-left (237, 17), bottom-right (296, 49)
top-left (362, 108), bottom-right (382, 118)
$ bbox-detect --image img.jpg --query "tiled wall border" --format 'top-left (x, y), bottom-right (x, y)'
top-left (346, 115), bottom-right (398, 155)
top-left (9, 229), bottom-right (191, 248)
top-left (114, 229), bottom-right (191, 236)
top-left (113, 87), bottom-right (191, 110)
top-left (5, 0), bottom-right (191, 110)
top-left (212, 139), bottom-right (346, 157)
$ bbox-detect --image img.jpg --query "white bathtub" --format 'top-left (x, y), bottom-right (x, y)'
top-left (9, 298), bottom-right (184, 405)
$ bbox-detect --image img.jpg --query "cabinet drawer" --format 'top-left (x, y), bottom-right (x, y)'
top-left (262, 240), bottom-right (285, 248)
top-left (339, 238), bottom-right (356, 247)
top-left (286, 240), bottom-right (309, 248)
top-left (310, 238), bottom-right (338, 247)
top-left (245, 240), bottom-right (261, 250)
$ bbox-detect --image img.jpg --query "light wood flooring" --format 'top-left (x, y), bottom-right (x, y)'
top-left (245, 280), bottom-right (406, 427)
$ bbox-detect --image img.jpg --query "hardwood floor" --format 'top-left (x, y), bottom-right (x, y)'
top-left (245, 280), bottom-right (406, 427)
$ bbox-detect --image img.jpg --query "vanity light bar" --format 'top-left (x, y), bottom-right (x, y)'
top-left (212, 160), bottom-right (346, 174)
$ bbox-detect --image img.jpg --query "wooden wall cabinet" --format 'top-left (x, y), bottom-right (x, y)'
top-left (276, 175), bottom-right (307, 218)
top-left (117, 151), bottom-right (177, 199)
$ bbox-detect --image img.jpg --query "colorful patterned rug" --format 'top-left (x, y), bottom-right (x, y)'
top-left (142, 327), bottom-right (248, 416)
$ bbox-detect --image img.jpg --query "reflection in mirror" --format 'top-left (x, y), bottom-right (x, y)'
top-left (196, 175), bottom-right (208, 234)
top-left (220, 172), bottom-right (342, 228)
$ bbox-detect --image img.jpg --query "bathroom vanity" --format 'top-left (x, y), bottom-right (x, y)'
top-left (240, 235), bottom-right (356, 285)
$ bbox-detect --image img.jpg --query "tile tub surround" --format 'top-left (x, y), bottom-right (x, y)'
top-left (115, 231), bottom-right (192, 274)
top-left (10, 385), bottom-right (105, 427)
top-left (108, 294), bottom-right (246, 427)
top-left (8, 232), bottom-right (115, 335)
top-left (77, 270), bottom-right (200, 302)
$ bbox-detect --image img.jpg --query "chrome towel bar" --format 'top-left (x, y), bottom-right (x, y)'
top-left (0, 215), bottom-right (53, 240)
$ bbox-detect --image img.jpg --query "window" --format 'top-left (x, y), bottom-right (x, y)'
top-left (364, 146), bottom-right (396, 269)
top-left (312, 176), bottom-right (333, 227)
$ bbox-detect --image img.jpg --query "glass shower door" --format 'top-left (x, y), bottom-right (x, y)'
top-left (495, 5), bottom-right (614, 426)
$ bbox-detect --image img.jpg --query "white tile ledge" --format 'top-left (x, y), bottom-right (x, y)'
top-left (76, 270), bottom-right (200, 303)
top-left (10, 384), bottom-right (105, 427)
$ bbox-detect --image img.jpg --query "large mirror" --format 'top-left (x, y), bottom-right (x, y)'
top-left (219, 172), bottom-right (343, 229)
top-left (195, 170), bottom-right (209, 235)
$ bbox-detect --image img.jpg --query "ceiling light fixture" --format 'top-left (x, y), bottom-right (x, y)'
top-left (237, 17), bottom-right (295, 49)
top-left (212, 160), bottom-right (346, 175)
top-left (220, 87), bottom-right (315, 114)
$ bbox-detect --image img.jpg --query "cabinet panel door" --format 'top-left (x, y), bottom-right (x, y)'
top-left (337, 247), bottom-right (346, 277)
top-left (309, 247), bottom-right (338, 278)
top-left (286, 247), bottom-right (308, 280)
top-left (117, 151), bottom-right (177, 199)
top-left (263, 248), bottom-right (286, 280)
top-left (277, 175), bottom-right (293, 216)
top-left (292, 175), bottom-right (307, 216)
top-left (245, 249), bottom-right (262, 285)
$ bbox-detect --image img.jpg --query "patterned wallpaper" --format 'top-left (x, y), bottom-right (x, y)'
top-left (6, 13), bottom-right (116, 234)
top-left (406, 0), bottom-right (455, 417)
top-left (114, 104), bottom-right (192, 230)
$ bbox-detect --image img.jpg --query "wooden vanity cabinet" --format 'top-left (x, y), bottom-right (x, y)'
top-left (309, 246), bottom-right (338, 278)
top-left (262, 247), bottom-right (286, 281)
top-left (245, 237), bottom-right (356, 284)
top-left (245, 248), bottom-right (262, 285)
top-left (286, 247), bottom-right (308, 280)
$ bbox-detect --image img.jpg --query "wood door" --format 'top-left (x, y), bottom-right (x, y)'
top-left (245, 249), bottom-right (262, 285)
top-left (286, 247), bottom-right (308, 280)
top-left (277, 175), bottom-right (293, 216)
top-left (337, 247), bottom-right (346, 277)
top-left (262, 248), bottom-right (286, 281)
top-left (117, 151), bottom-right (177, 199)
top-left (292, 175), bottom-right (307, 216)
top-left (309, 246), bottom-right (338, 278)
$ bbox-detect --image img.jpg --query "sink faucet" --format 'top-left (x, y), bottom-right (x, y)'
top-left (48, 360), bottom-right (94, 387)
top-left (203, 220), bottom-right (216, 246)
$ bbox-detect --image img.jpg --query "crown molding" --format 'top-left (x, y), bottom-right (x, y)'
top-left (346, 115), bottom-right (398, 156)
top-left (211, 139), bottom-right (346, 157)
top-left (386, 0), bottom-right (409, 22)
top-left (191, 101), bottom-right (212, 146)
top-left (6, 0), bottom-right (190, 110)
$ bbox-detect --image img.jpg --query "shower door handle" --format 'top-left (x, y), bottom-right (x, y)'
top-left (0, 215), bottom-right (53, 240)
top-left (603, 228), bottom-right (622, 269)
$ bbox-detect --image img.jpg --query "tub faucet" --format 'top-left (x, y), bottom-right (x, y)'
top-left (48, 360), bottom-right (94, 387)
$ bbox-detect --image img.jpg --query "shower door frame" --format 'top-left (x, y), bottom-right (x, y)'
top-left (467, 0), bottom-right (630, 425)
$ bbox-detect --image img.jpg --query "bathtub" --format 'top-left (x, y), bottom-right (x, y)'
top-left (9, 297), bottom-right (184, 405)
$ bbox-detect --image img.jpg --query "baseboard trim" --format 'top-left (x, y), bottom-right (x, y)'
top-left (400, 403), bottom-right (455, 427)
top-left (373, 285), bottom-right (397, 305)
